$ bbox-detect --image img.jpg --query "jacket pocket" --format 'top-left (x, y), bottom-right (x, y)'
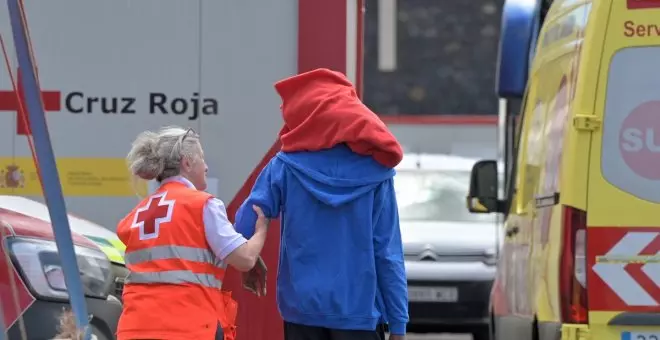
top-left (220, 290), bottom-right (238, 340)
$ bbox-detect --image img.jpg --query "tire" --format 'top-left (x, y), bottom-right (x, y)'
top-left (91, 324), bottom-right (111, 340)
top-left (472, 325), bottom-right (492, 340)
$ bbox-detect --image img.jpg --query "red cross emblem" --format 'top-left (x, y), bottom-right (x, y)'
top-left (0, 68), bottom-right (61, 135)
top-left (131, 191), bottom-right (175, 240)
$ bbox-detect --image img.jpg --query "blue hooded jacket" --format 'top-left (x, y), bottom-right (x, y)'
top-left (234, 144), bottom-right (408, 334)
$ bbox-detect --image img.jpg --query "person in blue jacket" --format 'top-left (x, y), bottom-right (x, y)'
top-left (235, 69), bottom-right (408, 340)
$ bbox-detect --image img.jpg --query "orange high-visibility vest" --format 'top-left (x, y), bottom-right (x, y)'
top-left (116, 181), bottom-right (237, 340)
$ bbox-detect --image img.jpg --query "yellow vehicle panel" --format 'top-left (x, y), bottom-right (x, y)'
top-left (498, 0), bottom-right (660, 339)
top-left (501, 0), bottom-right (591, 325)
top-left (584, 1), bottom-right (660, 339)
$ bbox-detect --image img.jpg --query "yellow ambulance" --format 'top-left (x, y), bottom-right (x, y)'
top-left (466, 0), bottom-right (660, 339)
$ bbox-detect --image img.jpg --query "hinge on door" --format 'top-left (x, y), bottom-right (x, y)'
top-left (573, 114), bottom-right (601, 132)
top-left (561, 324), bottom-right (590, 340)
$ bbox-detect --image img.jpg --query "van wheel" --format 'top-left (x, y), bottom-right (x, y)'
top-left (472, 325), bottom-right (491, 340)
top-left (91, 325), bottom-right (110, 340)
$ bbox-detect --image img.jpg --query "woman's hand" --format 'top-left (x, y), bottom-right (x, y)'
top-left (253, 205), bottom-right (270, 235)
top-left (243, 256), bottom-right (267, 297)
top-left (225, 205), bottom-right (270, 272)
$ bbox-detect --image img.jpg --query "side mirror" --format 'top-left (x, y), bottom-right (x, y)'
top-left (466, 160), bottom-right (503, 214)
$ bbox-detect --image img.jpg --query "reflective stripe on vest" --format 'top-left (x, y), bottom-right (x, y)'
top-left (126, 245), bottom-right (215, 264)
top-left (126, 270), bottom-right (222, 288)
top-left (124, 245), bottom-right (226, 288)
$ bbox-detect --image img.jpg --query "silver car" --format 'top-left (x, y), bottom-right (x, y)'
top-left (395, 154), bottom-right (499, 340)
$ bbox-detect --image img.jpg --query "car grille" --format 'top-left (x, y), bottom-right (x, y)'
top-left (407, 280), bottom-right (493, 303)
top-left (111, 263), bottom-right (129, 300)
top-left (407, 280), bottom-right (492, 320)
top-left (409, 299), bottom-right (489, 320)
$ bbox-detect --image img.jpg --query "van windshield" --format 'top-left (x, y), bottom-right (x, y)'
top-left (394, 170), bottom-right (497, 223)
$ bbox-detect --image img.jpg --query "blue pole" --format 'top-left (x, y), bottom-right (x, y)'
top-left (6, 1), bottom-right (91, 339)
top-left (0, 296), bottom-right (5, 340)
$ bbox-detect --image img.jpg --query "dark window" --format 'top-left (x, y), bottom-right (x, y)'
top-left (363, 0), bottom-right (504, 116)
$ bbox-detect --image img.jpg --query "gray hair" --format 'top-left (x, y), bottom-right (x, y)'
top-left (126, 126), bottom-right (201, 182)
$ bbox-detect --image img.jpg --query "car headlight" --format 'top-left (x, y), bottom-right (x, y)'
top-left (7, 237), bottom-right (112, 300)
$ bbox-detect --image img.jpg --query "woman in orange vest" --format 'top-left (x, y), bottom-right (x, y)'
top-left (116, 126), bottom-right (269, 340)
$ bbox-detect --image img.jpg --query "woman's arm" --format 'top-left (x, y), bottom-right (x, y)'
top-left (223, 206), bottom-right (269, 271)
top-left (203, 198), bottom-right (269, 272)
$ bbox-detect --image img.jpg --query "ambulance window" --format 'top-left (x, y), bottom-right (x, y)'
top-left (513, 101), bottom-right (526, 155)
top-left (601, 47), bottom-right (660, 203)
top-left (508, 81), bottom-right (542, 213)
top-left (505, 98), bottom-right (523, 191)
top-left (497, 87), bottom-right (531, 215)
top-left (507, 103), bottom-right (525, 209)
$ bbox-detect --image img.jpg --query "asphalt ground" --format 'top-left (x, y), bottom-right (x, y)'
top-left (394, 333), bottom-right (473, 340)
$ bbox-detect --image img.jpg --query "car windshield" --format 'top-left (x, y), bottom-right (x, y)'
top-left (394, 170), bottom-right (497, 223)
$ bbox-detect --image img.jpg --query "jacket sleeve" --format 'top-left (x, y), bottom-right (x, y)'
top-left (234, 159), bottom-right (282, 239)
top-left (373, 178), bottom-right (409, 335)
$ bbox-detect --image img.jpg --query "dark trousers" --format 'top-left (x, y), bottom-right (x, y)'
top-left (284, 322), bottom-right (386, 340)
top-left (215, 322), bottom-right (224, 340)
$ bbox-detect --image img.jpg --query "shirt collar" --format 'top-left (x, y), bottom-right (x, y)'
top-left (161, 176), bottom-right (196, 190)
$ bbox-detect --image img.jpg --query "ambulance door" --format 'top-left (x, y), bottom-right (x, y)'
top-left (586, 2), bottom-right (660, 338)
top-left (527, 3), bottom-right (594, 331)
top-left (495, 75), bottom-right (543, 338)
top-left (519, 59), bottom-right (564, 327)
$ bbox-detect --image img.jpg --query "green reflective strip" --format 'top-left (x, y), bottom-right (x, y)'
top-left (126, 270), bottom-right (222, 289)
top-left (100, 245), bottom-right (125, 264)
top-left (83, 235), bottom-right (126, 264)
top-left (84, 235), bottom-right (113, 247)
top-left (108, 239), bottom-right (126, 254)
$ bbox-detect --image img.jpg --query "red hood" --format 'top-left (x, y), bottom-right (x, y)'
top-left (0, 207), bottom-right (95, 248)
top-left (274, 68), bottom-right (403, 168)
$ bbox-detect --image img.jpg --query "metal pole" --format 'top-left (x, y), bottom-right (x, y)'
top-left (5, 1), bottom-right (91, 339)
top-left (0, 294), bottom-right (5, 340)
